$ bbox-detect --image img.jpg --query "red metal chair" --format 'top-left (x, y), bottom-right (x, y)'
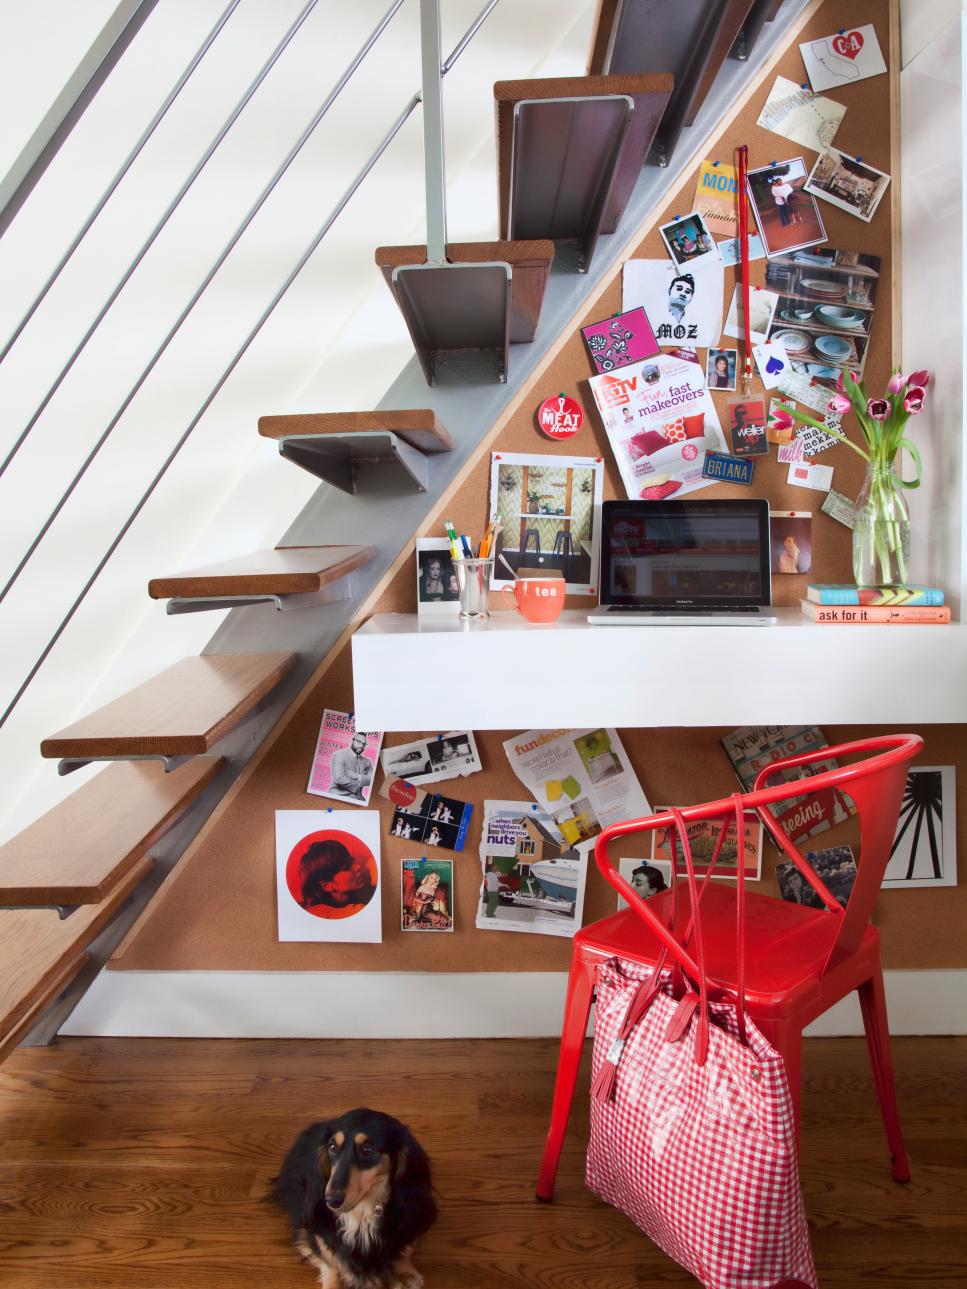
top-left (536, 733), bottom-right (923, 1202)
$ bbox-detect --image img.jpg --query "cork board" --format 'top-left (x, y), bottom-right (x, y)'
top-left (117, 0), bottom-right (967, 975)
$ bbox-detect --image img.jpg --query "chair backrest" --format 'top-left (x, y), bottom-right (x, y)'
top-left (594, 734), bottom-right (924, 977)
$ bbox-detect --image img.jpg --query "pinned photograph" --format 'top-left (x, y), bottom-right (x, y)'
top-left (727, 397), bottom-right (769, 458)
top-left (381, 731), bottom-right (481, 785)
top-left (767, 398), bottom-right (796, 444)
top-left (800, 25), bottom-right (887, 94)
top-left (276, 811), bottom-right (382, 943)
top-left (756, 75), bottom-right (845, 153)
top-left (771, 510), bottom-right (812, 574)
top-left (804, 147), bottom-right (891, 223)
top-left (883, 767), bottom-right (957, 889)
top-left (616, 857), bottom-right (672, 910)
top-left (776, 845), bottom-right (857, 909)
top-left (706, 347), bottom-right (737, 391)
top-left (747, 158), bottom-right (828, 258)
top-left (389, 785), bottom-right (473, 852)
top-left (623, 256), bottom-right (725, 348)
top-left (658, 211), bottom-right (719, 268)
top-left (723, 285), bottom-right (779, 344)
top-left (653, 808), bottom-right (763, 880)
top-left (401, 857), bottom-right (454, 932)
top-left (415, 538), bottom-right (459, 618)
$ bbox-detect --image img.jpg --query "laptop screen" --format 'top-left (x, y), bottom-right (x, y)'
top-left (600, 499), bottom-right (771, 607)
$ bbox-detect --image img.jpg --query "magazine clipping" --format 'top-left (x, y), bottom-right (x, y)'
top-left (380, 731), bottom-right (481, 785)
top-left (307, 709), bottom-right (383, 806)
top-left (476, 800), bottom-right (588, 938)
top-left (503, 728), bottom-right (652, 847)
top-left (401, 857), bottom-right (454, 932)
top-left (588, 353), bottom-right (728, 501)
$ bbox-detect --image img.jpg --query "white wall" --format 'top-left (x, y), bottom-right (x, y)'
top-left (0, 0), bottom-right (598, 842)
top-left (900, 0), bottom-right (965, 66)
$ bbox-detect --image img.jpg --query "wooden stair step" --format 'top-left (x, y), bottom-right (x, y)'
top-left (0, 858), bottom-right (152, 1051)
top-left (148, 545), bottom-right (376, 607)
top-left (0, 757), bottom-right (222, 907)
top-left (258, 411), bottom-right (453, 455)
top-left (374, 240), bottom-right (554, 347)
top-left (40, 653), bottom-right (297, 765)
top-left (494, 75), bottom-right (673, 261)
top-left (0, 954), bottom-right (89, 1064)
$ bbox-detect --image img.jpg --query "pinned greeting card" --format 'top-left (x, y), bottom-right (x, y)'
top-left (800, 25), bottom-right (887, 94)
top-left (787, 459), bottom-right (833, 492)
top-left (581, 307), bottom-right (659, 374)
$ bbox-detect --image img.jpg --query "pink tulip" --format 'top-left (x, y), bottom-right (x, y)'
top-left (828, 393), bottom-right (851, 415)
top-left (908, 369), bottom-right (930, 389)
top-left (903, 386), bottom-right (925, 414)
top-left (886, 372), bottom-right (906, 395)
top-left (867, 398), bottom-right (890, 421)
top-left (770, 410), bottom-right (795, 432)
top-left (836, 369), bottom-right (859, 394)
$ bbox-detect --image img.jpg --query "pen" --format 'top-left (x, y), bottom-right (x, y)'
top-left (460, 535), bottom-right (473, 559)
top-left (444, 520), bottom-right (461, 560)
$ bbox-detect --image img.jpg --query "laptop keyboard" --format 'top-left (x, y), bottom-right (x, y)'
top-left (606, 605), bottom-right (762, 614)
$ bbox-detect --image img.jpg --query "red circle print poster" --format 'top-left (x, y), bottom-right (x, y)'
top-left (276, 812), bottom-right (382, 943)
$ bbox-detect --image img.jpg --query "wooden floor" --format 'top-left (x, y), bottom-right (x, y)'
top-left (0, 1036), bottom-right (964, 1287)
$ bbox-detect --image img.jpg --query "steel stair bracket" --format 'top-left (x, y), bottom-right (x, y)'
top-left (391, 0), bottom-right (512, 385)
top-left (164, 581), bottom-right (353, 616)
top-left (277, 430), bottom-right (431, 494)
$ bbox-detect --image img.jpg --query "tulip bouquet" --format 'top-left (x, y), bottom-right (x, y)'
top-left (774, 369), bottom-right (928, 586)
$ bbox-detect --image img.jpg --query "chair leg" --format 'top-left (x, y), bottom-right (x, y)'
top-left (536, 954), bottom-right (596, 1202)
top-left (857, 969), bottom-right (911, 1182)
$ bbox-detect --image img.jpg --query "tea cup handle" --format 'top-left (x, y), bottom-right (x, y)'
top-left (500, 587), bottom-right (519, 613)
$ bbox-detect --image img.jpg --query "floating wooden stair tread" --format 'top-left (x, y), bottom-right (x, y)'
top-left (0, 758), bottom-right (222, 907)
top-left (374, 240), bottom-right (554, 348)
top-left (588, 0), bottom-right (756, 161)
top-left (494, 75), bottom-right (673, 268)
top-left (0, 953), bottom-right (89, 1064)
top-left (148, 545), bottom-right (376, 611)
top-left (259, 410), bottom-right (456, 494)
top-left (40, 653), bottom-right (297, 767)
top-left (0, 857), bottom-right (151, 1053)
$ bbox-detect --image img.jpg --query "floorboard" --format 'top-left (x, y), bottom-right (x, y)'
top-left (0, 1036), bottom-right (964, 1287)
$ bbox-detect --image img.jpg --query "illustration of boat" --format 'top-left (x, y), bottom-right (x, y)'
top-left (529, 858), bottom-right (580, 905)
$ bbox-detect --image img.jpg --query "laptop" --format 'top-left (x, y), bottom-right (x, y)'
top-left (588, 498), bottom-right (778, 625)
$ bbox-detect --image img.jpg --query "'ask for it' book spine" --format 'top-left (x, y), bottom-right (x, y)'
top-left (801, 601), bottom-right (951, 624)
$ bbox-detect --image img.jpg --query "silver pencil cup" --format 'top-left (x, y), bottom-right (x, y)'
top-left (455, 558), bottom-right (494, 620)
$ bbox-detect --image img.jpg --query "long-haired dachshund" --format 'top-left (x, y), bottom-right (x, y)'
top-left (270, 1108), bottom-right (436, 1289)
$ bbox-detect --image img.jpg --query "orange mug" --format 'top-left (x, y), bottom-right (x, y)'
top-left (500, 570), bottom-right (566, 623)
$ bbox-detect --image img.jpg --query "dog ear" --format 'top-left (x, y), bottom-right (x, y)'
top-left (389, 1125), bottom-right (437, 1244)
top-left (301, 1122), bottom-right (333, 1227)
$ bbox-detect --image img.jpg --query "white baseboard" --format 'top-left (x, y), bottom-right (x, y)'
top-left (59, 969), bottom-right (967, 1039)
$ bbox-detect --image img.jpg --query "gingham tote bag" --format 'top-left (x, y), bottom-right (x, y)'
top-left (586, 805), bottom-right (817, 1289)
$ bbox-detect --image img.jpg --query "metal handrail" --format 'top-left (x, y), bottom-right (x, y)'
top-left (0, 0), bottom-right (502, 731)
top-left (0, 0), bottom-right (321, 482)
top-left (0, 0), bottom-right (407, 606)
top-left (0, 0), bottom-right (245, 368)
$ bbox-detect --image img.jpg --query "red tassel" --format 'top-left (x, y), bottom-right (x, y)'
top-left (590, 1058), bottom-right (618, 1103)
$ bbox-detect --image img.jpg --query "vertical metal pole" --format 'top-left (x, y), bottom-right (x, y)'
top-left (421, 0), bottom-right (447, 263)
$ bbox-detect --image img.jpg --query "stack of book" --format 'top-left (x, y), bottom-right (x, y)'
top-left (801, 585), bottom-right (950, 625)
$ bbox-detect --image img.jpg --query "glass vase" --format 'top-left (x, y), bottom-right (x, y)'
top-left (852, 461), bottom-right (911, 587)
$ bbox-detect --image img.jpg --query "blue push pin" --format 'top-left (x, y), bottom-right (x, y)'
top-left (801, 82), bottom-right (810, 90)
top-left (712, 160), bottom-right (720, 167)
top-left (856, 156), bottom-right (863, 163)
top-left (531, 803), bottom-right (538, 811)
top-left (327, 807), bottom-right (333, 813)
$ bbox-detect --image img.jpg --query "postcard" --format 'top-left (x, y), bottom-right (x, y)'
top-left (658, 211), bottom-right (720, 269)
top-left (388, 782), bottom-right (473, 852)
top-left (882, 767), bottom-right (957, 889)
top-left (588, 352), bottom-right (728, 501)
top-left (771, 510), bottom-right (812, 574)
top-left (503, 728), bottom-right (651, 848)
top-left (718, 232), bottom-right (766, 267)
top-left (401, 857), bottom-right (454, 932)
top-left (800, 25), bottom-right (887, 94)
top-left (821, 487), bottom-right (855, 529)
top-left (723, 285), bottom-right (779, 344)
top-left (767, 397), bottom-right (796, 444)
top-left (776, 844), bottom-right (857, 909)
top-left (727, 397), bottom-right (769, 458)
top-left (756, 75), bottom-right (845, 153)
top-left (692, 159), bottom-right (747, 237)
top-left (380, 731), bottom-right (481, 785)
top-left (415, 538), bottom-right (460, 618)
top-left (489, 451), bottom-right (603, 594)
top-left (805, 147), bottom-right (891, 223)
top-left (707, 347), bottom-right (737, 391)
top-left (652, 808), bottom-right (763, 880)
top-left (307, 710), bottom-right (383, 807)
top-left (721, 725), bottom-right (855, 845)
top-left (582, 306), bottom-right (659, 374)
top-left (276, 810), bottom-right (381, 943)
top-left (787, 460), bottom-right (833, 492)
top-left (746, 157), bottom-right (828, 258)
top-left (616, 856), bottom-right (672, 910)
top-left (622, 255), bottom-right (724, 348)
top-left (476, 800), bottom-right (588, 938)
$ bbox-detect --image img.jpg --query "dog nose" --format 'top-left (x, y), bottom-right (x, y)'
top-left (326, 1193), bottom-right (345, 1211)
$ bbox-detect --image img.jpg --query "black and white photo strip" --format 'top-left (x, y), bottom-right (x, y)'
top-left (804, 147), bottom-right (891, 224)
top-left (390, 791), bottom-right (471, 851)
top-left (658, 210), bottom-right (719, 269)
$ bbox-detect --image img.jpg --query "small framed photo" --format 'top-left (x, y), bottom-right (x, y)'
top-left (658, 211), bottom-right (720, 269)
top-left (726, 397), bottom-right (769, 457)
top-left (616, 857), bottom-right (672, 910)
top-left (804, 147), bottom-right (891, 223)
top-left (707, 347), bottom-right (737, 391)
top-left (415, 538), bottom-right (459, 618)
top-left (771, 510), bottom-right (812, 574)
top-left (746, 157), bottom-right (828, 258)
